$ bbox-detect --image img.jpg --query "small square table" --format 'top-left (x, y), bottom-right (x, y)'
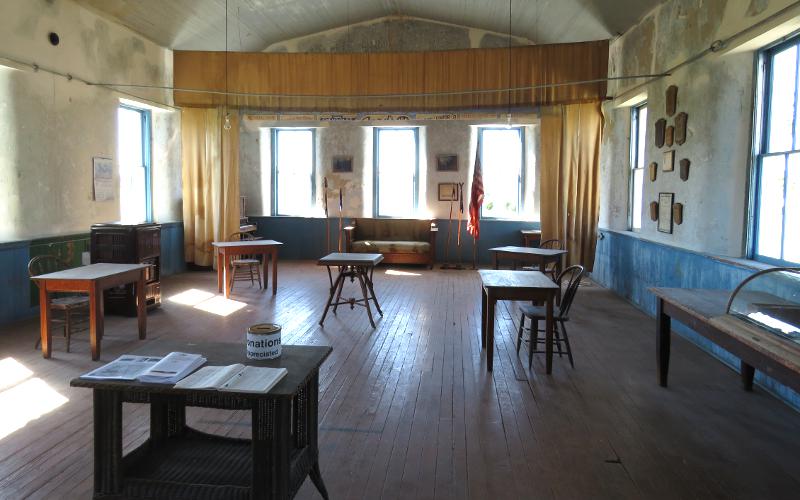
top-left (212, 240), bottom-right (283, 297)
top-left (489, 245), bottom-right (568, 276)
top-left (479, 270), bottom-right (560, 373)
top-left (70, 340), bottom-right (332, 500)
top-left (318, 252), bottom-right (384, 328)
top-left (31, 263), bottom-right (149, 360)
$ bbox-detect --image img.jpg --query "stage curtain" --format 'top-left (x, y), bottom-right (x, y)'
top-left (539, 102), bottom-right (603, 271)
top-left (181, 108), bottom-right (240, 267)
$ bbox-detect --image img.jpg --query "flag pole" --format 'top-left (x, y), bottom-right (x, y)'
top-left (442, 186), bottom-right (455, 268)
top-left (323, 177), bottom-right (330, 254)
top-left (338, 188), bottom-right (343, 252)
top-left (455, 182), bottom-right (465, 269)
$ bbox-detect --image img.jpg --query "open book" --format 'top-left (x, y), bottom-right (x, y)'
top-left (174, 364), bottom-right (288, 394)
top-left (81, 352), bottom-right (206, 384)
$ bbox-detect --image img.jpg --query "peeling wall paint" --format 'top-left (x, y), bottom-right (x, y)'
top-left (0, 0), bottom-right (181, 242)
top-left (264, 15), bottom-right (534, 53)
top-left (599, 0), bottom-right (797, 256)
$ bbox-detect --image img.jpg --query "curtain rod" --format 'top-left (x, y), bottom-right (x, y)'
top-left (87, 74), bottom-right (668, 100)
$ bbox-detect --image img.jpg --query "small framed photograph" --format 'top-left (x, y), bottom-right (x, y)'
top-left (436, 154), bottom-right (458, 172)
top-left (438, 183), bottom-right (460, 201)
top-left (663, 150), bottom-right (675, 172)
top-left (658, 193), bottom-right (674, 233)
top-left (332, 156), bottom-right (353, 173)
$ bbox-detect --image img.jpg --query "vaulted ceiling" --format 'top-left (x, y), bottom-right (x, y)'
top-left (74, 0), bottom-right (662, 52)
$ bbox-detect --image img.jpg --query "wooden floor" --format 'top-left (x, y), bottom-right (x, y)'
top-left (1, 262), bottom-right (799, 499)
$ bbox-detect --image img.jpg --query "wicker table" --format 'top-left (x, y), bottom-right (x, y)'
top-left (212, 240), bottom-right (283, 297)
top-left (71, 340), bottom-right (332, 500)
top-left (31, 263), bottom-right (149, 360)
top-left (317, 252), bottom-right (384, 328)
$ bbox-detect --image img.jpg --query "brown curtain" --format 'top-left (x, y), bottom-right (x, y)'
top-left (181, 108), bottom-right (240, 267)
top-left (539, 102), bottom-right (603, 271)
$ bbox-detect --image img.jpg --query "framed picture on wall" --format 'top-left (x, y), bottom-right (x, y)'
top-left (332, 156), bottom-right (353, 173)
top-left (438, 183), bottom-right (460, 201)
top-left (436, 154), bottom-right (458, 172)
top-left (658, 192), bottom-right (674, 234)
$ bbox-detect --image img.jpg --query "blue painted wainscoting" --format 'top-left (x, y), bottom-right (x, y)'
top-left (0, 222), bottom-right (185, 326)
top-left (250, 216), bottom-right (539, 265)
top-left (592, 228), bottom-right (800, 410)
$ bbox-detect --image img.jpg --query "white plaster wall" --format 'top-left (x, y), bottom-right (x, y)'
top-left (599, 0), bottom-right (796, 257)
top-left (239, 119), bottom-right (539, 221)
top-left (0, 0), bottom-right (180, 241)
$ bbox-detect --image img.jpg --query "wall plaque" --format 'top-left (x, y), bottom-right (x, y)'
top-left (663, 150), bottom-right (674, 172)
top-left (665, 125), bottom-right (674, 147)
top-left (679, 158), bottom-right (691, 181)
top-left (675, 112), bottom-right (688, 145)
top-left (649, 162), bottom-right (658, 182)
top-left (658, 193), bottom-right (674, 233)
top-left (673, 203), bottom-right (684, 225)
top-left (655, 118), bottom-right (666, 148)
top-left (666, 85), bottom-right (678, 116)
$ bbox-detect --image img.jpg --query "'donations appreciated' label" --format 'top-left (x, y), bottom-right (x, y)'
top-left (246, 323), bottom-right (282, 360)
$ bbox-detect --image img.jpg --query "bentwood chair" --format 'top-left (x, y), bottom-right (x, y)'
top-left (516, 265), bottom-right (585, 368)
top-left (523, 239), bottom-right (564, 280)
top-left (28, 255), bottom-right (89, 352)
top-left (226, 231), bottom-right (262, 291)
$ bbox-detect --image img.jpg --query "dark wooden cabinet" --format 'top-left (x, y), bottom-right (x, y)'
top-left (90, 222), bottom-right (162, 316)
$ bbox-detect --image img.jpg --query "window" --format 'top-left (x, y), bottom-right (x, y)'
top-left (271, 128), bottom-right (315, 216)
top-left (629, 103), bottom-right (647, 230)
top-left (753, 37), bottom-right (800, 265)
top-left (374, 128), bottom-right (419, 217)
top-left (479, 127), bottom-right (524, 219)
top-left (118, 105), bottom-right (151, 223)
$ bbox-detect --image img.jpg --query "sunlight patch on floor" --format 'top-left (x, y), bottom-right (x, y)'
top-left (385, 269), bottom-right (421, 277)
top-left (0, 358), bottom-right (68, 441)
top-left (193, 296), bottom-right (248, 317)
top-left (168, 289), bottom-right (247, 317)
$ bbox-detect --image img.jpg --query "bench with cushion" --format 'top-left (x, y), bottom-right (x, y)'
top-left (344, 218), bottom-right (436, 268)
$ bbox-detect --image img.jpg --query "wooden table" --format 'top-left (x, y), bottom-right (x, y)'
top-left (520, 229), bottom-right (542, 247)
top-left (71, 340), bottom-right (332, 500)
top-left (31, 263), bottom-right (149, 361)
top-left (479, 270), bottom-right (560, 372)
top-left (489, 245), bottom-right (567, 276)
top-left (318, 252), bottom-right (384, 328)
top-left (212, 240), bottom-right (282, 297)
top-left (651, 288), bottom-right (800, 393)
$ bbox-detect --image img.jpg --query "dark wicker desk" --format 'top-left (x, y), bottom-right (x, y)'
top-left (71, 340), bottom-right (332, 500)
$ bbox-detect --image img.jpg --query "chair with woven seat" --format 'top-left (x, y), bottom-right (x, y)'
top-left (28, 255), bottom-right (89, 352)
top-left (226, 231), bottom-right (262, 291)
top-left (516, 264), bottom-right (585, 368)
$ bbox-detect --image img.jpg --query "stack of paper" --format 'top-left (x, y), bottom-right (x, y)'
top-left (174, 364), bottom-right (287, 394)
top-left (81, 352), bottom-right (207, 384)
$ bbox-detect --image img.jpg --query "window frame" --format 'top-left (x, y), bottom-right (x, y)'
top-left (372, 127), bottom-right (420, 218)
top-left (750, 34), bottom-right (800, 266)
top-left (118, 104), bottom-right (152, 222)
top-left (477, 126), bottom-right (525, 220)
top-left (628, 102), bottom-right (647, 231)
top-left (270, 128), bottom-right (317, 217)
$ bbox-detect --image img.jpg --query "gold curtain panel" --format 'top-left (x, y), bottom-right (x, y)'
top-left (174, 41), bottom-right (608, 112)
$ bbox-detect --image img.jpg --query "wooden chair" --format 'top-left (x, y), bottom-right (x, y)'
top-left (227, 231), bottom-right (262, 291)
top-left (516, 265), bottom-right (585, 368)
top-left (521, 238), bottom-right (564, 279)
top-left (28, 255), bottom-right (89, 352)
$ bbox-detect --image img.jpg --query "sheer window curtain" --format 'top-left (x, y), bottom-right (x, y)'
top-left (539, 102), bottom-right (603, 271)
top-left (181, 108), bottom-right (240, 267)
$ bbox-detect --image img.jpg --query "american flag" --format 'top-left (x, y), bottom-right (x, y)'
top-left (467, 145), bottom-right (484, 239)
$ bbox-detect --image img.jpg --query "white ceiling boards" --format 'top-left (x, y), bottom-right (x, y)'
top-left (74, 0), bottom-right (663, 51)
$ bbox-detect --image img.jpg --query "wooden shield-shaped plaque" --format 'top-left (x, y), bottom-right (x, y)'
top-left (665, 125), bottom-right (674, 147)
top-left (666, 85), bottom-right (678, 116)
top-left (673, 203), bottom-right (684, 225)
top-left (679, 159), bottom-right (690, 181)
top-left (649, 162), bottom-right (658, 182)
top-left (675, 112), bottom-right (688, 145)
top-left (655, 118), bottom-right (666, 148)
top-left (650, 201), bottom-right (659, 221)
